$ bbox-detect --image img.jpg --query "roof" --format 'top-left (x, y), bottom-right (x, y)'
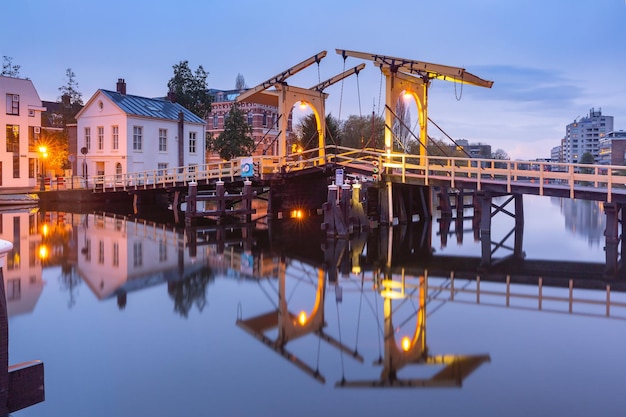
top-left (99, 90), bottom-right (206, 124)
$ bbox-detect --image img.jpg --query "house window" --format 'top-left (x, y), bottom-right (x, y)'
top-left (97, 126), bottom-right (104, 150)
top-left (5, 125), bottom-right (19, 152)
top-left (213, 114), bottom-right (218, 128)
top-left (159, 129), bottom-right (167, 151)
top-left (5, 94), bottom-right (19, 115)
top-left (85, 238), bottom-right (91, 262)
top-left (115, 162), bottom-right (122, 180)
top-left (85, 127), bottom-right (91, 150)
top-left (262, 112), bottom-right (267, 127)
top-left (159, 240), bottom-right (167, 262)
top-left (112, 242), bottom-right (119, 267)
top-left (98, 240), bottom-right (104, 264)
top-left (157, 162), bottom-right (167, 176)
top-left (133, 241), bottom-right (143, 267)
top-left (28, 126), bottom-right (40, 152)
top-left (189, 131), bottom-right (197, 153)
top-left (6, 279), bottom-right (20, 301)
top-left (133, 126), bottom-right (142, 151)
top-left (112, 125), bottom-right (119, 150)
top-left (247, 112), bottom-right (253, 126)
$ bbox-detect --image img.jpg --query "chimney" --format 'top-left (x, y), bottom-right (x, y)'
top-left (116, 78), bottom-right (126, 95)
top-left (167, 89), bottom-right (176, 103)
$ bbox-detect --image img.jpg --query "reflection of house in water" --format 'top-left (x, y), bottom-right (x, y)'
top-left (0, 210), bottom-right (45, 317)
top-left (554, 198), bottom-right (605, 246)
top-left (76, 213), bottom-right (209, 308)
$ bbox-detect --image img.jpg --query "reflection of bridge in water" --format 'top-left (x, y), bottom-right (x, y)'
top-left (29, 205), bottom-right (626, 390)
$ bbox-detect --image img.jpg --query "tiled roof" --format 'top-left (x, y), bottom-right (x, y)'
top-left (100, 90), bottom-right (206, 124)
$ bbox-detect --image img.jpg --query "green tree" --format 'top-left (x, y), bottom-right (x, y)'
top-left (420, 138), bottom-right (466, 157)
top-left (580, 151), bottom-right (595, 175)
top-left (341, 113), bottom-right (384, 150)
top-left (58, 68), bottom-right (83, 126)
top-left (167, 61), bottom-right (212, 119)
top-left (209, 102), bottom-right (254, 160)
top-left (1, 56), bottom-right (20, 77)
top-left (295, 113), bottom-right (341, 151)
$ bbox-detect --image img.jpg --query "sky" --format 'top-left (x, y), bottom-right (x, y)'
top-left (3, 0), bottom-right (626, 160)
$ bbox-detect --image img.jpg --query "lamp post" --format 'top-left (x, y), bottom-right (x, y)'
top-left (38, 146), bottom-right (48, 191)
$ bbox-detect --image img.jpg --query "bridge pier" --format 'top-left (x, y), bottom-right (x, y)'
top-left (477, 192), bottom-right (525, 267)
top-left (603, 202), bottom-right (624, 275)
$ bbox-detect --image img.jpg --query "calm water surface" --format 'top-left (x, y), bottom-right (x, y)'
top-left (6, 194), bottom-right (626, 417)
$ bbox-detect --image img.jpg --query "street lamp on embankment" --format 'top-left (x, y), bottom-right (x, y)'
top-left (38, 146), bottom-right (48, 191)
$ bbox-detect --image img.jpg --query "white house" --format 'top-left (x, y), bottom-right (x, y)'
top-left (0, 75), bottom-right (46, 188)
top-left (75, 79), bottom-right (206, 180)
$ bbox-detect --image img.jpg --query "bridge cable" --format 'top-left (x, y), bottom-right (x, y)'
top-left (338, 55), bottom-right (347, 122)
top-left (353, 272), bottom-right (365, 357)
top-left (336, 291), bottom-right (346, 382)
top-left (356, 70), bottom-right (363, 118)
top-left (454, 73), bottom-right (464, 101)
top-left (257, 114), bottom-right (283, 155)
top-left (428, 116), bottom-right (475, 160)
top-left (384, 104), bottom-right (445, 166)
top-left (377, 68), bottom-right (384, 118)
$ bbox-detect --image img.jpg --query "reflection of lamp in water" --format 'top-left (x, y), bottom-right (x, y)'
top-left (38, 244), bottom-right (49, 261)
top-left (378, 269), bottom-right (406, 300)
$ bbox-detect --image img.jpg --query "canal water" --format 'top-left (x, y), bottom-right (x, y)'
top-left (4, 194), bottom-right (626, 417)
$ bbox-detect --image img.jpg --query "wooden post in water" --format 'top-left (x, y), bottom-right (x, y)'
top-left (604, 202), bottom-right (621, 275)
top-left (243, 180), bottom-right (253, 223)
top-left (477, 191), bottom-right (493, 267)
top-left (185, 181), bottom-right (198, 227)
top-left (0, 240), bottom-right (45, 414)
top-left (216, 180), bottom-right (225, 218)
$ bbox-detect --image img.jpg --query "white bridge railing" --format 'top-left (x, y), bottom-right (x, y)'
top-left (43, 146), bottom-right (626, 202)
top-left (330, 146), bottom-right (626, 202)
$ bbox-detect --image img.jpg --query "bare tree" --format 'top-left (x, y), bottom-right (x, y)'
top-left (58, 68), bottom-right (84, 125)
top-left (235, 73), bottom-right (247, 90)
top-left (393, 97), bottom-right (412, 151)
top-left (2, 56), bottom-right (20, 77)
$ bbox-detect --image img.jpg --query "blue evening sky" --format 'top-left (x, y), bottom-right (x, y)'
top-left (3, 0), bottom-right (625, 160)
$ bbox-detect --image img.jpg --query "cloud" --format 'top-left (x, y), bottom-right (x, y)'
top-left (461, 65), bottom-right (580, 111)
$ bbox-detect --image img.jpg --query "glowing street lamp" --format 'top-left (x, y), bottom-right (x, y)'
top-left (38, 146), bottom-right (48, 191)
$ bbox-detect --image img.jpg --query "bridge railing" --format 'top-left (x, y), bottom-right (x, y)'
top-left (42, 147), bottom-right (626, 201)
top-left (375, 153), bottom-right (626, 201)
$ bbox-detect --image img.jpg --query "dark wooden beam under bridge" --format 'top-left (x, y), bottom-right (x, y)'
top-left (369, 182), bottom-right (432, 226)
top-left (475, 191), bottom-right (525, 267)
top-left (603, 201), bottom-right (626, 275)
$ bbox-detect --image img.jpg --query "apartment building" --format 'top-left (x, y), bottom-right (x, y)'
top-left (562, 108), bottom-right (614, 163)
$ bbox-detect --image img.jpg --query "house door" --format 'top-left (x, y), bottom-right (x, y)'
top-left (96, 162), bottom-right (105, 177)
